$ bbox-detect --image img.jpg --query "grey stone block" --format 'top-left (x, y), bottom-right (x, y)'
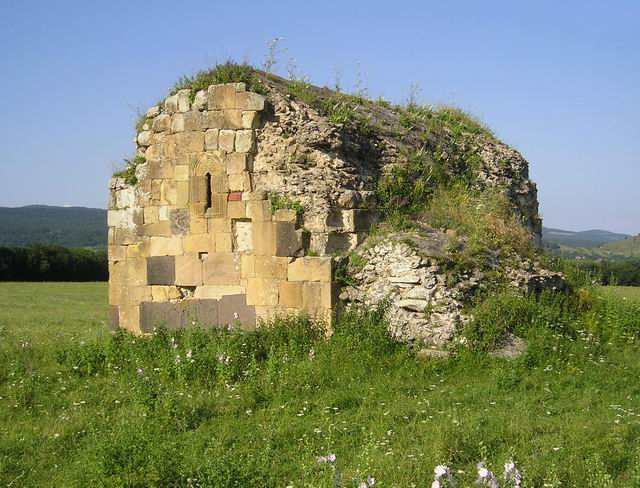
top-left (146, 256), bottom-right (175, 285)
top-left (108, 305), bottom-right (119, 331)
top-left (218, 294), bottom-right (256, 330)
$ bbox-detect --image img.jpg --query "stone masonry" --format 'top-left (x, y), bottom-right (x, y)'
top-left (108, 83), bottom-right (355, 333)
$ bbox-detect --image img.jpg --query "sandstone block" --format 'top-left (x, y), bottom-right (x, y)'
top-left (209, 218), bottom-right (231, 233)
top-left (171, 113), bottom-right (185, 133)
top-left (235, 130), bottom-right (255, 153)
top-left (177, 89), bottom-right (191, 112)
top-left (150, 285), bottom-right (181, 302)
top-left (176, 181), bottom-right (190, 207)
top-left (194, 285), bottom-right (245, 299)
top-left (137, 130), bottom-right (152, 147)
top-left (302, 281), bottom-right (332, 312)
top-left (174, 131), bottom-right (205, 153)
top-left (119, 305), bottom-right (141, 334)
top-left (174, 165), bottom-right (189, 182)
top-left (205, 129), bottom-right (219, 150)
top-left (144, 206), bottom-right (159, 224)
top-left (190, 216), bottom-right (207, 234)
top-left (175, 254), bottom-right (204, 286)
top-left (149, 236), bottom-right (183, 256)
top-left (223, 109), bottom-right (243, 129)
top-left (227, 200), bottom-right (246, 219)
top-left (240, 255), bottom-right (255, 278)
top-left (126, 242), bottom-right (149, 259)
top-left (183, 111), bottom-right (202, 131)
top-left (273, 208), bottom-right (297, 224)
top-left (208, 84), bottom-right (237, 109)
top-left (203, 110), bottom-right (224, 129)
top-left (226, 153), bottom-right (250, 174)
top-left (247, 278), bottom-right (279, 306)
top-left (108, 245), bottom-right (127, 262)
top-left (246, 200), bottom-right (271, 221)
top-left (164, 94), bottom-right (179, 114)
top-left (241, 111), bottom-right (261, 129)
top-left (279, 282), bottom-right (303, 308)
top-left (151, 114), bottom-right (171, 132)
top-left (236, 92), bottom-right (266, 111)
top-left (214, 232), bottom-right (233, 252)
top-left (288, 257), bottom-right (332, 282)
top-left (142, 221), bottom-right (172, 237)
top-left (193, 90), bottom-right (207, 110)
top-left (203, 252), bottom-right (240, 285)
top-left (228, 172), bottom-right (251, 192)
top-left (158, 205), bottom-right (169, 221)
top-left (254, 256), bottom-right (289, 279)
top-left (183, 234), bottom-right (215, 254)
top-left (218, 130), bottom-right (235, 152)
top-left (146, 105), bottom-right (161, 117)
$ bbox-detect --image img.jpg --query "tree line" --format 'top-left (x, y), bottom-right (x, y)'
top-left (569, 258), bottom-right (640, 287)
top-left (0, 245), bottom-right (108, 281)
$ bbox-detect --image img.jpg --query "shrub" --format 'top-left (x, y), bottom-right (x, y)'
top-left (113, 155), bottom-right (146, 186)
top-left (171, 60), bottom-right (266, 96)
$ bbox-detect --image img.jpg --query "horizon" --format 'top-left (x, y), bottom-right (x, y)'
top-left (0, 1), bottom-right (638, 234)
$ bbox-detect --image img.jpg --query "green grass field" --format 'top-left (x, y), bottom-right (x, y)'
top-left (1, 283), bottom-right (640, 486)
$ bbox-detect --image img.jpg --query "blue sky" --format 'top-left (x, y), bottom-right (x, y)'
top-left (0, 0), bottom-right (638, 233)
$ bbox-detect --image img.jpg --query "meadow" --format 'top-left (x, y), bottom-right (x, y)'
top-left (1, 282), bottom-right (640, 486)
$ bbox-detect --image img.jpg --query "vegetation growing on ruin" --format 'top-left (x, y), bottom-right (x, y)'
top-left (172, 60), bottom-right (267, 97)
top-left (267, 192), bottom-right (305, 216)
top-left (2, 282), bottom-right (640, 486)
top-left (113, 155), bottom-right (146, 186)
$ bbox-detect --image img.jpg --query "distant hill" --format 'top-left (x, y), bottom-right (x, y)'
top-left (601, 235), bottom-right (640, 257)
top-left (542, 227), bottom-right (630, 249)
top-left (0, 205), bottom-right (107, 248)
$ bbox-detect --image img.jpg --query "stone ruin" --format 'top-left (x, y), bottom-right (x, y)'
top-left (108, 73), bottom-right (555, 345)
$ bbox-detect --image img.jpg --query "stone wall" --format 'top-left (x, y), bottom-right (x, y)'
top-left (108, 83), bottom-right (350, 333)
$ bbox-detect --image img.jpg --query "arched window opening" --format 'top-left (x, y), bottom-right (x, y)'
top-left (205, 172), bottom-right (212, 211)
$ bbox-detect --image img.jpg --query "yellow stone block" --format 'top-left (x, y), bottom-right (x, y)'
top-left (226, 153), bottom-right (249, 174)
top-left (175, 165), bottom-right (189, 181)
top-left (129, 285), bottom-right (152, 303)
top-left (288, 257), bottom-right (332, 282)
top-left (246, 200), bottom-right (272, 222)
top-left (194, 285), bottom-right (245, 299)
top-left (151, 285), bottom-right (181, 302)
top-left (208, 84), bottom-right (237, 109)
top-left (227, 201), bottom-right (246, 219)
top-left (176, 181), bottom-right (190, 207)
top-left (252, 221), bottom-right (276, 255)
top-left (240, 255), bottom-right (255, 278)
top-left (142, 221), bottom-right (172, 237)
top-left (279, 281), bottom-right (303, 308)
top-left (190, 216), bottom-right (207, 234)
top-left (219, 130), bottom-right (235, 152)
top-left (144, 206), bottom-right (159, 224)
top-left (183, 234), bottom-right (215, 254)
top-left (149, 236), bottom-right (183, 256)
top-left (209, 218), bottom-right (231, 233)
top-left (247, 278), bottom-right (279, 306)
top-left (302, 281), bottom-right (332, 313)
top-left (223, 109), bottom-right (243, 129)
top-left (119, 305), bottom-right (141, 334)
top-left (175, 254), bottom-right (203, 286)
top-left (108, 245), bottom-right (127, 262)
top-left (215, 233), bottom-right (233, 252)
top-left (254, 256), bottom-right (289, 279)
top-left (228, 172), bottom-right (251, 192)
top-left (273, 208), bottom-right (297, 224)
top-left (126, 242), bottom-right (149, 259)
top-left (202, 253), bottom-right (240, 285)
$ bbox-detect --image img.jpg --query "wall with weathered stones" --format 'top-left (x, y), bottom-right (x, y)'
top-left (108, 83), bottom-right (363, 333)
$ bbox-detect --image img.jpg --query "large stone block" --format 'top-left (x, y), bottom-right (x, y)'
top-left (147, 256), bottom-right (176, 285)
top-left (236, 92), bottom-right (266, 111)
top-left (228, 173), bottom-right (251, 192)
top-left (108, 305), bottom-right (119, 331)
top-left (203, 252), bottom-right (240, 285)
top-left (171, 113), bottom-right (185, 133)
top-left (223, 109), bottom-right (243, 129)
top-left (108, 245), bottom-right (127, 262)
top-left (233, 220), bottom-right (253, 253)
top-left (241, 110), bottom-right (261, 129)
top-left (144, 206), bottom-right (159, 224)
top-left (246, 278), bottom-right (279, 306)
top-left (183, 234), bottom-right (215, 254)
top-left (174, 131), bottom-right (205, 153)
top-left (288, 257), bottom-right (333, 282)
top-left (218, 130), bottom-right (235, 152)
top-left (246, 200), bottom-right (271, 221)
top-left (274, 222), bottom-right (302, 257)
top-left (194, 299), bottom-right (220, 328)
top-left (177, 90), bottom-right (191, 112)
top-left (205, 129), bottom-right (219, 150)
top-left (194, 285), bottom-right (245, 299)
top-left (151, 285), bottom-right (182, 302)
top-left (142, 221), bottom-right (172, 237)
top-left (252, 221), bottom-right (276, 255)
top-left (218, 294), bottom-right (256, 330)
top-left (227, 201), bottom-right (246, 219)
top-left (164, 94), bottom-right (179, 114)
top-left (152, 114), bottom-right (171, 132)
top-left (208, 84), bottom-right (237, 109)
top-left (254, 256), bottom-right (289, 279)
top-left (140, 301), bottom-right (182, 332)
top-left (235, 130), bottom-right (255, 153)
top-left (214, 233), bottom-right (233, 252)
top-left (203, 110), bottom-right (224, 129)
top-left (302, 281), bottom-right (332, 313)
top-left (149, 236), bottom-right (183, 256)
top-left (226, 153), bottom-right (250, 174)
top-left (279, 281), bottom-right (303, 308)
top-left (119, 305), bottom-right (141, 334)
top-left (175, 254), bottom-right (203, 286)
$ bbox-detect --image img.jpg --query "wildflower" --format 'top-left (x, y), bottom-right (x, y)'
top-left (175, 355), bottom-right (181, 364)
top-left (367, 475), bottom-right (376, 486)
top-left (186, 349), bottom-right (192, 359)
top-left (433, 464), bottom-right (453, 486)
top-left (476, 462), bottom-right (499, 487)
top-left (136, 368), bottom-right (144, 376)
top-left (327, 453), bottom-right (336, 463)
top-left (504, 460), bottom-right (522, 487)
top-left (308, 347), bottom-right (316, 361)
top-left (171, 337), bottom-right (178, 349)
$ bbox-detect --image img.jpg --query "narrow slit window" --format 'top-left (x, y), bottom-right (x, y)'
top-left (205, 173), bottom-right (212, 210)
